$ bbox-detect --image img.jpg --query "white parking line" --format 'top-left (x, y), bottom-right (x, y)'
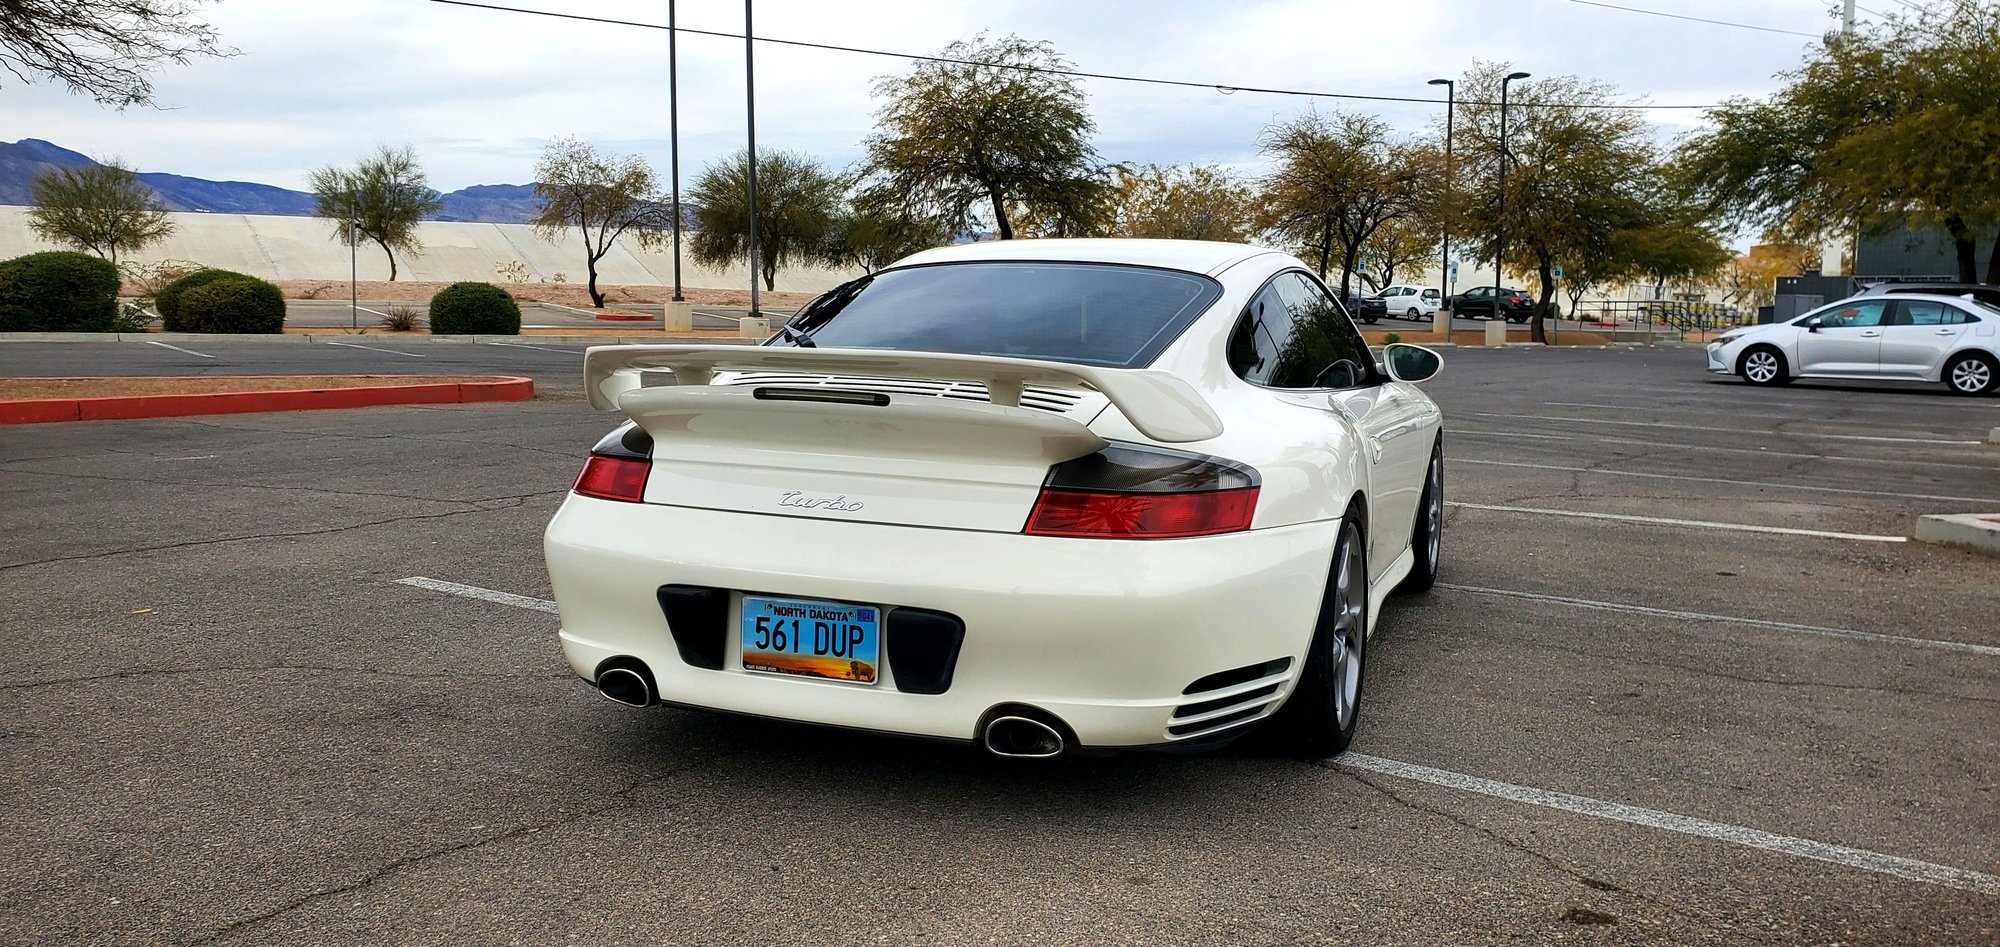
top-left (479, 341), bottom-right (584, 355)
top-left (1339, 754), bottom-right (2000, 895)
top-left (393, 576), bottom-right (558, 613)
top-left (1436, 583), bottom-right (2000, 657)
top-left (142, 340), bottom-right (214, 359)
top-left (322, 340), bottom-right (424, 358)
top-left (1446, 501), bottom-right (1908, 542)
top-left (1473, 412), bottom-right (1982, 446)
top-left (1447, 426), bottom-right (2000, 472)
top-left (1454, 458), bottom-right (2000, 505)
top-left (393, 574), bottom-right (2000, 894)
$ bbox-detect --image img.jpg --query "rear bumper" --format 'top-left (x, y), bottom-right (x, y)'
top-left (544, 495), bottom-right (1337, 748)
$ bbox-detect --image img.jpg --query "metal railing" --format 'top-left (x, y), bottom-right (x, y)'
top-left (1576, 299), bottom-right (1755, 333)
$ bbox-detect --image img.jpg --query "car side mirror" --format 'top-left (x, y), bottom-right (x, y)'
top-left (1383, 343), bottom-right (1443, 383)
top-left (1807, 317), bottom-right (1822, 333)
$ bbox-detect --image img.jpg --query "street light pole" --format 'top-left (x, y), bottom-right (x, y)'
top-left (1497, 71), bottom-right (1529, 331)
top-left (348, 212), bottom-right (358, 331)
top-left (743, 0), bottom-right (760, 317)
top-left (668, 0), bottom-right (683, 303)
top-left (1427, 77), bottom-right (1454, 329)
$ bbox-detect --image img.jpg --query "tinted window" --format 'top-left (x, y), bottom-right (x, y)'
top-left (779, 262), bottom-right (1221, 368)
top-left (1901, 301), bottom-right (1967, 326)
top-left (1227, 272), bottom-right (1379, 390)
top-left (1814, 301), bottom-right (1888, 328)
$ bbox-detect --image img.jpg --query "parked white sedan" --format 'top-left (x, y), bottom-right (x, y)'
top-left (1378, 284), bottom-right (1443, 321)
top-left (1707, 293), bottom-right (2000, 395)
top-left (545, 239), bottom-right (1447, 759)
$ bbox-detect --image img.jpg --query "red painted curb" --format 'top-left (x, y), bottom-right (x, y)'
top-left (0, 376), bottom-right (533, 424)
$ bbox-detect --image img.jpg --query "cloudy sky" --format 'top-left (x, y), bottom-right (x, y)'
top-left (2, 0), bottom-right (1857, 192)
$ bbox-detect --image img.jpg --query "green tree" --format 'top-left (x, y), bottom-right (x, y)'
top-left (1, 0), bottom-right (230, 107)
top-left (25, 160), bottom-right (174, 264)
top-left (824, 196), bottom-right (951, 274)
top-left (1447, 65), bottom-right (1716, 341)
top-left (1676, 4), bottom-right (2000, 282)
top-left (862, 33), bottom-right (1108, 240)
top-left (532, 137), bottom-right (674, 308)
top-left (1103, 164), bottom-right (1255, 242)
top-left (689, 149), bottom-right (843, 291)
top-left (1258, 110), bottom-right (1436, 298)
top-left (1357, 217), bottom-right (1438, 292)
top-left (307, 145), bottom-right (443, 283)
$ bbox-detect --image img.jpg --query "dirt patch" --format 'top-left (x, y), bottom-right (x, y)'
top-left (115, 279), bottom-right (819, 310)
top-left (1, 376), bottom-right (504, 400)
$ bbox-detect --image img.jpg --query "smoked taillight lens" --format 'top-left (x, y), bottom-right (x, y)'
top-left (573, 423), bottom-right (652, 502)
top-left (1024, 444), bottom-right (1260, 539)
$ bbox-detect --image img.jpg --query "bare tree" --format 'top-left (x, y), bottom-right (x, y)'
top-left (26, 160), bottom-right (174, 264)
top-left (1, 1), bottom-right (231, 107)
top-left (531, 138), bottom-right (673, 308)
top-left (307, 145), bottom-right (442, 282)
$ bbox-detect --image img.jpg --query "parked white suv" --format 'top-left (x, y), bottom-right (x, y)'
top-left (1377, 285), bottom-right (1442, 321)
top-left (1706, 293), bottom-right (2000, 395)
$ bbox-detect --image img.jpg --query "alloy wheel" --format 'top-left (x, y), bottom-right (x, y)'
top-left (1744, 350), bottom-right (1780, 383)
top-left (1425, 458), bottom-right (1442, 566)
top-left (1950, 358), bottom-right (1992, 393)
top-left (1330, 526), bottom-right (1366, 729)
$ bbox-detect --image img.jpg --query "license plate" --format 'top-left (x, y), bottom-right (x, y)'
top-left (739, 595), bottom-right (880, 685)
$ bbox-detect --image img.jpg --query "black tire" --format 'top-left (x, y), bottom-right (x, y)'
top-left (1267, 509), bottom-right (1369, 758)
top-left (1397, 440), bottom-right (1442, 595)
top-left (1361, 314), bottom-right (1380, 324)
top-left (1738, 345), bottom-right (1792, 386)
top-left (1406, 307), bottom-right (1422, 321)
top-left (1943, 352), bottom-right (1997, 396)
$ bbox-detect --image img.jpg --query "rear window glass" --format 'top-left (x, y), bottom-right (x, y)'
top-left (777, 262), bottom-right (1222, 368)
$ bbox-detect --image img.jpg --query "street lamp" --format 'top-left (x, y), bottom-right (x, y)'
top-left (743, 0), bottom-right (760, 318)
top-left (668, 0), bottom-right (684, 304)
top-left (1427, 77), bottom-right (1454, 324)
top-left (1495, 71), bottom-right (1529, 322)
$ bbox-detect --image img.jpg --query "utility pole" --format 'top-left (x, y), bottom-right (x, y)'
top-left (1427, 77), bottom-right (1454, 335)
top-left (744, 0), bottom-right (760, 318)
top-left (1841, 0), bottom-right (1855, 34)
top-left (668, 0), bottom-right (683, 304)
top-left (1497, 71), bottom-right (1530, 337)
top-left (348, 212), bottom-right (358, 331)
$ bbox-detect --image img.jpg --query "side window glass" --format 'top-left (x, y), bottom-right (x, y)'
top-left (1902, 301), bottom-right (1949, 326)
top-left (1818, 301), bottom-right (1887, 328)
top-left (1269, 273), bottom-right (1377, 389)
top-left (1227, 282), bottom-right (1293, 387)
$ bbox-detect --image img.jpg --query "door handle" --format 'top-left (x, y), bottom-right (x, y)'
top-left (1860, 331), bottom-right (1880, 337)
top-left (1937, 329), bottom-right (1956, 335)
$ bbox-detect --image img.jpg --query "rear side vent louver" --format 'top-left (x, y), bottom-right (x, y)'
top-left (1168, 657), bottom-right (1293, 739)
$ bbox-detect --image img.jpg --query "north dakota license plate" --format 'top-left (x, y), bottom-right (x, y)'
top-left (739, 595), bottom-right (880, 685)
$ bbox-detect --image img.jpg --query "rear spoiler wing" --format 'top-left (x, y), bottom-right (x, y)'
top-left (582, 344), bottom-right (1224, 443)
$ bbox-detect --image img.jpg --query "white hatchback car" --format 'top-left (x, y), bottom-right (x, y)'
top-left (1377, 284), bottom-right (1442, 321)
top-left (545, 239), bottom-right (1447, 759)
top-left (1706, 293), bottom-right (2000, 395)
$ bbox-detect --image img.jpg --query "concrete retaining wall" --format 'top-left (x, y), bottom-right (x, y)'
top-left (0, 205), bottom-right (858, 293)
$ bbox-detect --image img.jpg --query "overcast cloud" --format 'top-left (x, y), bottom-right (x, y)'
top-left (1, 0), bottom-right (1851, 191)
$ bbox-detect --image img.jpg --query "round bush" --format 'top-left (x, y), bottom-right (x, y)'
top-left (428, 281), bottom-right (520, 335)
top-left (177, 276), bottom-right (286, 334)
top-left (157, 268), bottom-right (258, 331)
top-left (0, 251), bottom-right (120, 332)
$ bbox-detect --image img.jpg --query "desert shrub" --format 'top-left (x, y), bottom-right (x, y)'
top-left (111, 300), bottom-right (157, 333)
top-left (1382, 332), bottom-right (1401, 345)
top-left (0, 250), bottom-right (121, 332)
top-left (157, 268), bottom-right (258, 330)
top-left (428, 281), bottom-right (520, 335)
top-left (120, 259), bottom-right (201, 298)
top-left (378, 305), bottom-right (423, 331)
top-left (177, 276), bottom-right (286, 333)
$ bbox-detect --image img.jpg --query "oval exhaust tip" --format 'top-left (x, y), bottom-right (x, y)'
top-left (597, 667), bottom-right (653, 707)
top-left (983, 715), bottom-right (1066, 759)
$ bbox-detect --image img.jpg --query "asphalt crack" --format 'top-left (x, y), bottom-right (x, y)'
top-left (184, 753), bottom-right (724, 945)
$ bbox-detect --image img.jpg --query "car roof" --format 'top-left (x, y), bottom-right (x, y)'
top-left (892, 238), bottom-right (1285, 277)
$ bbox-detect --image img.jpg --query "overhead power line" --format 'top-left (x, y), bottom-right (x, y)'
top-left (1564, 0), bottom-right (1823, 37)
top-left (425, 0), bottom-right (1720, 111)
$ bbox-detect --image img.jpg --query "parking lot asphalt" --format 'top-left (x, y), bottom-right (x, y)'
top-left (2, 343), bottom-right (1996, 945)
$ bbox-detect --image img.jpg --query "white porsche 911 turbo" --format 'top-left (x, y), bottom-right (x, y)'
top-left (545, 239), bottom-right (1446, 758)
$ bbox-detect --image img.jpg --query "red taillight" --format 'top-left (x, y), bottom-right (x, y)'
top-left (1023, 443), bottom-right (1260, 539)
top-left (574, 453), bottom-right (650, 502)
top-left (1025, 487), bottom-right (1259, 538)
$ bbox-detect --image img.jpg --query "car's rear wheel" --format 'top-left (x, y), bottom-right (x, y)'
top-left (1944, 352), bottom-right (1996, 396)
top-left (1397, 441), bottom-right (1442, 595)
top-left (1739, 345), bottom-right (1791, 386)
top-left (1407, 307), bottom-right (1422, 320)
top-left (1268, 510), bottom-right (1368, 758)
